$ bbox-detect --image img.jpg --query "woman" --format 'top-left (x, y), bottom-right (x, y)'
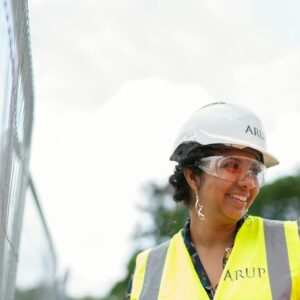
top-left (127, 102), bottom-right (300, 300)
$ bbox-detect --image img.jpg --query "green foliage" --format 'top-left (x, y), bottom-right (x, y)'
top-left (15, 285), bottom-right (57, 300)
top-left (249, 174), bottom-right (300, 220)
top-left (97, 251), bottom-right (141, 300)
top-left (134, 182), bottom-right (188, 246)
top-left (68, 296), bottom-right (101, 300)
top-left (84, 173), bottom-right (300, 300)
top-left (15, 288), bottom-right (40, 300)
top-left (68, 297), bottom-right (100, 300)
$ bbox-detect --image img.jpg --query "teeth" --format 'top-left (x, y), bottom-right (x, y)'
top-left (230, 194), bottom-right (247, 202)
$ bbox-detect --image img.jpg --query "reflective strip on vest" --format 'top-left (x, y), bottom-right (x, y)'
top-left (140, 240), bottom-right (170, 300)
top-left (263, 219), bottom-right (291, 300)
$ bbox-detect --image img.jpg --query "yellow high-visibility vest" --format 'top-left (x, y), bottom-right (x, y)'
top-left (131, 216), bottom-right (300, 300)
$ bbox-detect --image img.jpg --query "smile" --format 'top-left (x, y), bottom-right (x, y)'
top-left (228, 194), bottom-right (248, 202)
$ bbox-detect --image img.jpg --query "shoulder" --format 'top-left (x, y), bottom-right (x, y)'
top-left (261, 218), bottom-right (300, 242)
top-left (135, 232), bottom-right (182, 268)
top-left (262, 217), bottom-right (298, 230)
top-left (245, 216), bottom-right (299, 240)
top-left (136, 234), bottom-right (178, 261)
top-left (130, 234), bottom-right (180, 298)
top-left (251, 216), bottom-right (298, 229)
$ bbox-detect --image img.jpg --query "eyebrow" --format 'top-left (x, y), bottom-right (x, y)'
top-left (224, 157), bottom-right (260, 169)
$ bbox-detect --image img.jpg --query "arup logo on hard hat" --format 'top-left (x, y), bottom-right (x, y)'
top-left (245, 125), bottom-right (264, 141)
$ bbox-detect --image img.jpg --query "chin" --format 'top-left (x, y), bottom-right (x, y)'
top-left (224, 210), bottom-right (245, 223)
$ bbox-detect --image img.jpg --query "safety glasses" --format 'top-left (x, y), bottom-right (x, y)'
top-left (194, 156), bottom-right (266, 188)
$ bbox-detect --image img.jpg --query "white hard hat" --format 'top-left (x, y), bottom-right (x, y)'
top-left (170, 102), bottom-right (279, 168)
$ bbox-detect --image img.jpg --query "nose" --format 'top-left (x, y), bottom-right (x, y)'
top-left (237, 171), bottom-right (257, 189)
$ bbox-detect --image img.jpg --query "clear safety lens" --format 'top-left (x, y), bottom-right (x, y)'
top-left (194, 156), bottom-right (266, 187)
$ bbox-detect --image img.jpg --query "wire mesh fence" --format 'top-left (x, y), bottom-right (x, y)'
top-left (0, 0), bottom-right (67, 299)
top-left (14, 178), bottom-right (68, 300)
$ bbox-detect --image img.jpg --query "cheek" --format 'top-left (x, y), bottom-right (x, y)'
top-left (247, 188), bottom-right (260, 207)
top-left (200, 176), bottom-right (232, 199)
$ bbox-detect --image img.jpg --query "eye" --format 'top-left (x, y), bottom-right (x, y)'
top-left (221, 160), bottom-right (241, 173)
top-left (250, 165), bottom-right (260, 176)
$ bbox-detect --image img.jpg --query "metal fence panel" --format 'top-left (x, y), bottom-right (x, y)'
top-left (0, 0), bottom-right (67, 299)
top-left (15, 178), bottom-right (67, 300)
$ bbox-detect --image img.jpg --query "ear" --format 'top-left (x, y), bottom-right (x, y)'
top-left (183, 168), bottom-right (200, 191)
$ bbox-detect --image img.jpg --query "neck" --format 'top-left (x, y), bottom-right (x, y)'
top-left (189, 211), bottom-right (238, 248)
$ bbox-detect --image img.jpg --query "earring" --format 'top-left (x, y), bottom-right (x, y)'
top-left (195, 190), bottom-right (205, 220)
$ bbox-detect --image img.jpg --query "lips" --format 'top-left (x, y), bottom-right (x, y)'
top-left (229, 194), bottom-right (248, 202)
top-left (226, 193), bottom-right (250, 208)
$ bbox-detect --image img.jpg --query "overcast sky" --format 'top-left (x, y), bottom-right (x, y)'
top-left (28, 0), bottom-right (300, 297)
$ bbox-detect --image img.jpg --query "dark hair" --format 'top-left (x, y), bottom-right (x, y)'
top-left (168, 144), bottom-right (216, 206)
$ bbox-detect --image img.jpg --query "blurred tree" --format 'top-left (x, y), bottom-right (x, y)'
top-left (68, 297), bottom-right (101, 300)
top-left (15, 284), bottom-right (57, 300)
top-left (249, 173), bottom-right (300, 220)
top-left (84, 173), bottom-right (300, 300)
top-left (133, 182), bottom-right (188, 246)
top-left (15, 288), bottom-right (40, 300)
